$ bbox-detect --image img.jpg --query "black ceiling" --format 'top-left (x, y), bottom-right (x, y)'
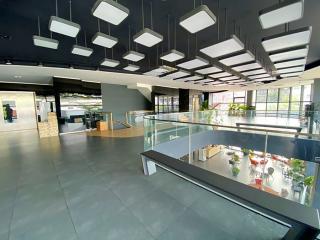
top-left (1, 0), bottom-right (320, 75)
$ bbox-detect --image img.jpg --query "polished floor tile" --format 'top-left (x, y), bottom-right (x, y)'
top-left (0, 131), bottom-right (289, 240)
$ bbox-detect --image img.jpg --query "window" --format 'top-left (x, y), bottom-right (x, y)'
top-left (209, 91), bottom-right (246, 110)
top-left (154, 95), bottom-right (179, 113)
top-left (253, 84), bottom-right (313, 118)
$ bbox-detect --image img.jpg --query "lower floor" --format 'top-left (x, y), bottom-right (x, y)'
top-left (0, 130), bottom-right (290, 240)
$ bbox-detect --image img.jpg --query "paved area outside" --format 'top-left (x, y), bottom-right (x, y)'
top-left (0, 130), bottom-right (288, 240)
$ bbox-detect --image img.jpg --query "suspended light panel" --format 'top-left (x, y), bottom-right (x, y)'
top-left (143, 66), bottom-right (176, 76)
top-left (179, 5), bottom-right (216, 34)
top-left (195, 66), bottom-right (221, 74)
top-left (160, 49), bottom-right (185, 62)
top-left (200, 35), bottom-right (244, 59)
top-left (100, 58), bottom-right (120, 67)
top-left (242, 68), bottom-right (267, 76)
top-left (49, 16), bottom-right (80, 37)
top-left (133, 28), bottom-right (163, 47)
top-left (249, 73), bottom-right (271, 80)
top-left (269, 46), bottom-right (308, 62)
top-left (177, 75), bottom-right (204, 82)
top-left (92, 32), bottom-right (118, 48)
top-left (219, 51), bottom-right (255, 66)
top-left (177, 56), bottom-right (209, 69)
top-left (274, 58), bottom-right (306, 69)
top-left (219, 76), bottom-right (240, 81)
top-left (162, 70), bottom-right (190, 80)
top-left (209, 72), bottom-right (231, 78)
top-left (228, 79), bottom-right (246, 83)
top-left (254, 77), bottom-right (276, 82)
top-left (123, 64), bottom-right (140, 71)
top-left (71, 45), bottom-right (93, 57)
top-left (280, 72), bottom-right (303, 78)
top-left (123, 51), bottom-right (145, 62)
top-left (276, 65), bottom-right (305, 74)
top-left (262, 26), bottom-right (312, 52)
top-left (92, 0), bottom-right (129, 25)
top-left (33, 36), bottom-right (59, 49)
top-left (232, 62), bottom-right (262, 72)
top-left (259, 0), bottom-right (304, 29)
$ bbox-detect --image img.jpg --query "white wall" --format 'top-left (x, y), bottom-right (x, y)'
top-left (0, 91), bottom-right (37, 132)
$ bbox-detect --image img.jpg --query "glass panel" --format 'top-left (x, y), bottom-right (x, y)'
top-left (278, 102), bottom-right (289, 111)
top-left (234, 91), bottom-right (246, 97)
top-left (267, 103), bottom-right (277, 111)
top-left (267, 89), bottom-right (278, 102)
top-left (256, 103), bottom-right (266, 111)
top-left (290, 102), bottom-right (300, 112)
top-left (252, 90), bottom-right (256, 104)
top-left (279, 88), bottom-right (290, 102)
top-left (291, 86), bottom-right (301, 102)
top-left (303, 85), bottom-right (312, 102)
top-left (256, 90), bottom-right (267, 102)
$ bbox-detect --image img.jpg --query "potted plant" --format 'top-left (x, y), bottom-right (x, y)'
top-left (232, 153), bottom-right (240, 163)
top-left (200, 100), bottom-right (209, 111)
top-left (242, 148), bottom-right (250, 156)
top-left (232, 166), bottom-right (240, 177)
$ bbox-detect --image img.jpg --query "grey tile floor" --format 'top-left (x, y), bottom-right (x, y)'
top-left (0, 131), bottom-right (288, 240)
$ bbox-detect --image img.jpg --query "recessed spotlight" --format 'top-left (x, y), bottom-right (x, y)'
top-left (92, 0), bottom-right (129, 25)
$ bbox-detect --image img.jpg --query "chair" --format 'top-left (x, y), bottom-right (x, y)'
top-left (292, 181), bottom-right (304, 199)
top-left (255, 178), bottom-right (263, 187)
top-left (266, 167), bottom-right (274, 181)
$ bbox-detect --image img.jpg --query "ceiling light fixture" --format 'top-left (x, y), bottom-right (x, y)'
top-left (92, 0), bottom-right (129, 25)
top-left (177, 75), bottom-right (204, 82)
top-left (219, 76), bottom-right (240, 81)
top-left (33, 36), bottom-right (58, 50)
top-left (269, 46), bottom-right (308, 62)
top-left (160, 50), bottom-right (185, 62)
top-left (259, 0), bottom-right (304, 29)
top-left (71, 45), bottom-right (93, 57)
top-left (49, 0), bottom-right (80, 37)
top-left (123, 50), bottom-right (145, 62)
top-left (276, 65), bottom-right (305, 74)
top-left (248, 73), bottom-right (271, 80)
top-left (123, 64), bottom-right (140, 72)
top-left (209, 72), bottom-right (231, 78)
top-left (179, 5), bottom-right (216, 34)
top-left (143, 66), bottom-right (176, 76)
top-left (219, 51), bottom-right (255, 66)
top-left (162, 70), bottom-right (190, 80)
top-left (133, 1), bottom-right (163, 47)
top-left (232, 62), bottom-right (262, 72)
top-left (195, 66), bottom-right (221, 75)
top-left (242, 68), bottom-right (267, 76)
top-left (262, 26), bottom-right (312, 52)
top-left (92, 32), bottom-right (118, 48)
top-left (274, 58), bottom-right (306, 69)
top-left (200, 35), bottom-right (244, 59)
top-left (100, 58), bottom-right (120, 67)
top-left (254, 77), bottom-right (276, 82)
top-left (280, 72), bottom-right (303, 78)
top-left (33, 17), bottom-right (59, 49)
top-left (177, 56), bottom-right (209, 69)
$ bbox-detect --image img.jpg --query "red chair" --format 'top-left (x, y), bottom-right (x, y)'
top-left (260, 159), bottom-right (268, 165)
top-left (250, 158), bottom-right (258, 166)
top-left (255, 178), bottom-right (263, 188)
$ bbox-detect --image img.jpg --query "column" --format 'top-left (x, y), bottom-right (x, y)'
top-left (179, 89), bottom-right (190, 112)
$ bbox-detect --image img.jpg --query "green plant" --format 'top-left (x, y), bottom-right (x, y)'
top-left (201, 100), bottom-right (209, 111)
top-left (232, 166), bottom-right (240, 176)
top-left (242, 148), bottom-right (249, 156)
top-left (232, 153), bottom-right (240, 162)
top-left (304, 176), bottom-right (314, 187)
top-left (290, 159), bottom-right (305, 174)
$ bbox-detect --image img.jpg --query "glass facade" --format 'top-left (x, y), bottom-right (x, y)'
top-left (209, 91), bottom-right (246, 110)
top-left (154, 95), bottom-right (179, 113)
top-left (253, 85), bottom-right (313, 117)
